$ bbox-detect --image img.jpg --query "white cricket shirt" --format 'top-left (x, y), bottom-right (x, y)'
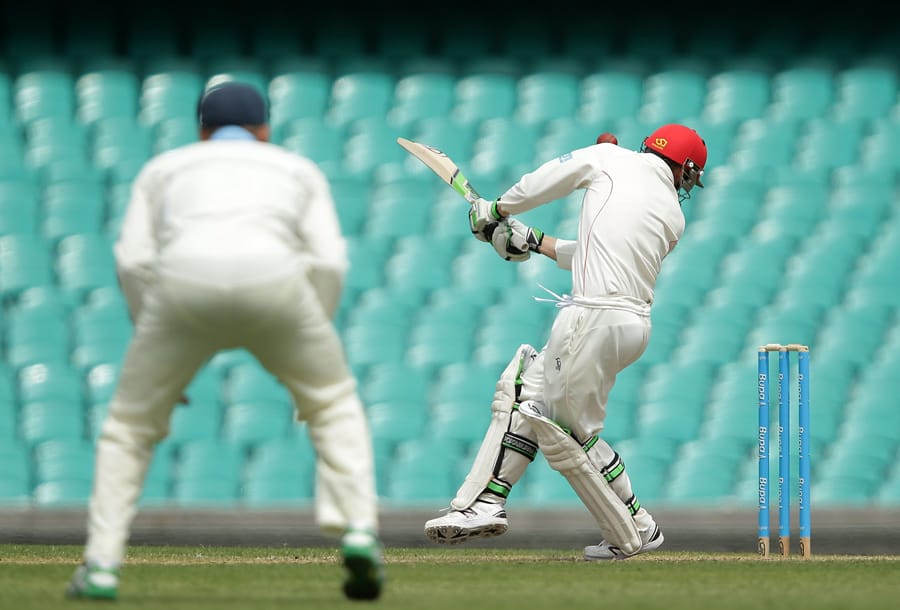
top-left (115, 129), bottom-right (347, 320)
top-left (499, 143), bottom-right (685, 314)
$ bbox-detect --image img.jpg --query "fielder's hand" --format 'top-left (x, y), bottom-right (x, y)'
top-left (491, 218), bottom-right (544, 262)
top-left (469, 197), bottom-right (503, 242)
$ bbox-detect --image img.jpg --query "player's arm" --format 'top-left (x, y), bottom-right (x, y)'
top-left (490, 218), bottom-right (576, 270)
top-left (296, 165), bottom-right (348, 320)
top-left (469, 146), bottom-right (598, 236)
top-left (496, 147), bottom-right (598, 216)
top-left (113, 165), bottom-right (158, 322)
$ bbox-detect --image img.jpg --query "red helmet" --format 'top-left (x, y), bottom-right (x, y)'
top-left (642, 124), bottom-right (707, 193)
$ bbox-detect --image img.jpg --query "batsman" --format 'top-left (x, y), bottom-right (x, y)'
top-left (424, 125), bottom-right (708, 560)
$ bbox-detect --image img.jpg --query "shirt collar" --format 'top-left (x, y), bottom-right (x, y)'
top-left (209, 126), bottom-right (257, 141)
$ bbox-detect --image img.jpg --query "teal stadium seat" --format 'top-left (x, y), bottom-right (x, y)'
top-left (366, 401), bottom-right (428, 446)
top-left (383, 234), bottom-right (460, 303)
top-left (90, 117), bottom-right (153, 175)
top-left (172, 474), bottom-right (239, 507)
top-left (388, 72), bottom-right (457, 127)
top-left (342, 117), bottom-right (408, 180)
top-left (653, 227), bottom-right (732, 308)
top-left (728, 117), bottom-right (802, 171)
top-left (0, 442), bottom-right (31, 506)
top-left (74, 69), bottom-right (139, 125)
top-left (449, 240), bottom-right (519, 302)
top-left (139, 71), bottom-right (204, 125)
top-left (664, 443), bottom-right (741, 505)
top-left (639, 68), bottom-right (708, 125)
top-left (768, 63), bottom-right (835, 120)
top-left (326, 70), bottom-right (395, 126)
top-left (279, 118), bottom-right (344, 175)
top-left (84, 362), bottom-right (119, 408)
top-left (33, 479), bottom-right (92, 507)
top-left (703, 67), bottom-right (771, 122)
top-left (832, 61), bottom-right (898, 120)
top-left (383, 437), bottom-right (458, 504)
top-left (19, 399), bottom-right (86, 446)
top-left (153, 116), bottom-right (200, 153)
top-left (174, 438), bottom-right (244, 479)
top-left (242, 435), bottom-right (315, 505)
top-left (41, 186), bottom-right (106, 246)
top-left (32, 439), bottom-right (94, 502)
top-left (577, 68), bottom-right (645, 124)
top-left (55, 233), bottom-right (118, 303)
top-left (408, 117), bottom-right (479, 168)
top-left (164, 401), bottom-right (222, 446)
top-left (363, 176), bottom-right (439, 239)
top-left (359, 362), bottom-right (432, 407)
top-left (470, 117), bottom-right (540, 180)
top-left (535, 117), bottom-right (604, 161)
top-left (268, 70), bottom-right (332, 135)
top-left (221, 401), bottom-right (294, 448)
top-left (23, 119), bottom-right (91, 182)
top-left (674, 299), bottom-right (757, 360)
top-left (4, 299), bottom-right (70, 368)
top-left (13, 69), bottom-right (76, 125)
top-left (223, 362), bottom-right (292, 409)
top-left (18, 362), bottom-right (83, 404)
top-left (515, 71), bottom-right (580, 126)
top-left (0, 180), bottom-right (40, 235)
top-left (452, 73), bottom-right (518, 125)
top-left (793, 117), bottom-right (866, 171)
top-left (859, 118), bottom-right (900, 172)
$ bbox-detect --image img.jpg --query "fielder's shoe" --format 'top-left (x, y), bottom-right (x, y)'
top-left (341, 528), bottom-right (385, 601)
top-left (424, 501), bottom-right (508, 544)
top-left (583, 524), bottom-right (664, 561)
top-left (65, 561), bottom-right (120, 600)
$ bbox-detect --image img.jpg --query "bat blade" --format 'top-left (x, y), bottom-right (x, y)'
top-left (397, 137), bottom-right (482, 203)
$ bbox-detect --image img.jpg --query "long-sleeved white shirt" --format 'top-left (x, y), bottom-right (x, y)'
top-left (115, 134), bottom-right (348, 321)
top-left (500, 143), bottom-right (684, 313)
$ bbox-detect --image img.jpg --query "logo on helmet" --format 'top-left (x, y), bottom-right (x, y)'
top-left (651, 137), bottom-right (668, 150)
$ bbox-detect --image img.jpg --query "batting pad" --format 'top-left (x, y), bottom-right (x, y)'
top-left (518, 401), bottom-right (641, 555)
top-left (451, 344), bottom-right (539, 509)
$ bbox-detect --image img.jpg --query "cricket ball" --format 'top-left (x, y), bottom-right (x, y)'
top-left (596, 132), bottom-right (618, 145)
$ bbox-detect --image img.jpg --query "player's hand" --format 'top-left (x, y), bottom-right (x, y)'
top-left (507, 218), bottom-right (544, 253)
top-left (491, 218), bottom-right (544, 262)
top-left (469, 197), bottom-right (503, 242)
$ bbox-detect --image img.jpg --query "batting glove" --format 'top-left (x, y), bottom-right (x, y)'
top-left (507, 218), bottom-right (544, 253)
top-left (491, 218), bottom-right (544, 262)
top-left (469, 198), bottom-right (503, 242)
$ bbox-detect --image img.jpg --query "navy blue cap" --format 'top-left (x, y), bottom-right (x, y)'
top-left (197, 81), bottom-right (268, 127)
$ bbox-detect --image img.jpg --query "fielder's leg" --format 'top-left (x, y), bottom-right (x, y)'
top-left (245, 273), bottom-right (383, 600)
top-left (70, 284), bottom-right (216, 599)
top-left (424, 344), bottom-right (541, 544)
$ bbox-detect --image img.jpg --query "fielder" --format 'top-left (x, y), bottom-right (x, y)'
top-left (66, 82), bottom-right (384, 600)
top-left (425, 124), bottom-right (708, 560)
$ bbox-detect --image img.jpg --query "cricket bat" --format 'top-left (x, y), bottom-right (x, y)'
top-left (396, 137), bottom-right (482, 204)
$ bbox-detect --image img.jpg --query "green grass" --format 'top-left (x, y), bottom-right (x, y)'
top-left (2, 544), bottom-right (899, 610)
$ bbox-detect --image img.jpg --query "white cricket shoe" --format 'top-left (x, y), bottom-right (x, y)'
top-left (424, 501), bottom-right (508, 544)
top-left (583, 524), bottom-right (664, 560)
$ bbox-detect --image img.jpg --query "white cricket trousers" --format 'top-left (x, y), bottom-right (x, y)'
top-left (520, 305), bottom-right (651, 442)
top-left (84, 271), bottom-right (378, 565)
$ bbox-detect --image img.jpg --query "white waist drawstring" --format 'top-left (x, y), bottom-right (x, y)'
top-left (531, 284), bottom-right (652, 317)
top-left (533, 283), bottom-right (575, 308)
